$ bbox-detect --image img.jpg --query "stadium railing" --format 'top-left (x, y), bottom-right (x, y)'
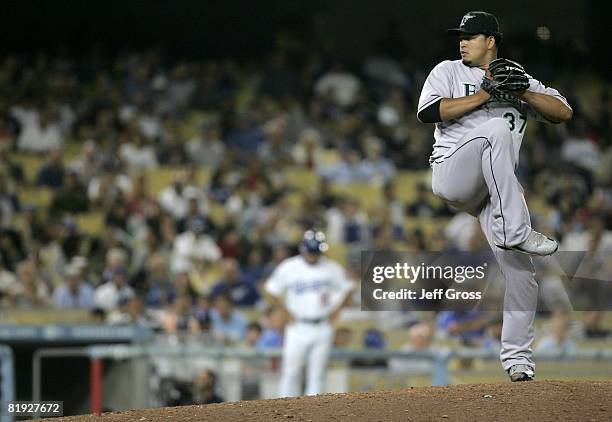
top-left (0, 345), bottom-right (15, 422)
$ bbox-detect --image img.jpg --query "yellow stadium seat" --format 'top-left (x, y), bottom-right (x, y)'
top-left (143, 166), bottom-right (211, 196)
top-left (3, 309), bottom-right (91, 324)
top-left (394, 170), bottom-right (431, 202)
top-left (178, 111), bottom-right (215, 140)
top-left (284, 191), bottom-right (303, 209)
top-left (327, 242), bottom-right (348, 266)
top-left (322, 149), bottom-right (339, 166)
top-left (208, 202), bottom-right (228, 226)
top-left (404, 217), bottom-right (449, 238)
top-left (12, 153), bottom-right (46, 183)
top-left (189, 261), bottom-right (223, 296)
top-left (286, 167), bottom-right (317, 192)
top-left (63, 143), bottom-right (82, 161)
top-left (145, 167), bottom-right (180, 196)
top-left (528, 196), bottom-right (549, 216)
top-left (76, 212), bottom-right (105, 235)
top-left (19, 187), bottom-right (53, 208)
top-left (331, 184), bottom-right (382, 212)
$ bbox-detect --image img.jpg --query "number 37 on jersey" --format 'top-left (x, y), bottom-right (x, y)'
top-left (503, 111), bottom-right (527, 134)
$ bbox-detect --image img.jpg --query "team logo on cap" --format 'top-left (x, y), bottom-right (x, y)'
top-left (460, 14), bottom-right (475, 28)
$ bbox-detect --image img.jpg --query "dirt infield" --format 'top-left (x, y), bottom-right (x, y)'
top-left (45, 380), bottom-right (611, 422)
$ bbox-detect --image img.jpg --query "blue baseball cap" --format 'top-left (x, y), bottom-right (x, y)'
top-left (300, 230), bottom-right (329, 254)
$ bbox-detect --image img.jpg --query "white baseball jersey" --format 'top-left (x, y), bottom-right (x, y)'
top-left (265, 255), bottom-right (353, 320)
top-left (417, 59), bottom-right (571, 164)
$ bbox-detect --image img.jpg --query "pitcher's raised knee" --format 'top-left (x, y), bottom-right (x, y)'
top-left (488, 117), bottom-right (512, 135)
top-left (485, 118), bottom-right (513, 146)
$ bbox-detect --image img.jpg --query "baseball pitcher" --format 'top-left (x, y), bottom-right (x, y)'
top-left (417, 11), bottom-right (572, 381)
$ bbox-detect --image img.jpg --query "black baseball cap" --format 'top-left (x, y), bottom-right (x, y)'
top-left (447, 11), bottom-right (502, 37)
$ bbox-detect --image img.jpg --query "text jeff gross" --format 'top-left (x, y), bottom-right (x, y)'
top-left (372, 288), bottom-right (482, 300)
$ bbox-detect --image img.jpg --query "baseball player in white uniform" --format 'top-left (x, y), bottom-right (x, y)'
top-left (417, 11), bottom-right (573, 381)
top-left (264, 230), bottom-right (354, 397)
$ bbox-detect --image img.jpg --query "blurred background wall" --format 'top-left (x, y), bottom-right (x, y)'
top-left (1, 0), bottom-right (603, 75)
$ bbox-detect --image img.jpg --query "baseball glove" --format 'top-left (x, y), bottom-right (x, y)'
top-left (481, 58), bottom-right (530, 95)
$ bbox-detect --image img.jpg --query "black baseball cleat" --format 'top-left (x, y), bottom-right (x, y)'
top-left (496, 230), bottom-right (558, 257)
top-left (507, 364), bottom-right (534, 382)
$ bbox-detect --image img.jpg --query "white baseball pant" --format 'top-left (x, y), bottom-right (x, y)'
top-left (431, 117), bottom-right (537, 371)
top-left (279, 321), bottom-right (334, 397)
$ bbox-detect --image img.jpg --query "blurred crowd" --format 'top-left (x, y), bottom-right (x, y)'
top-left (0, 43), bottom-right (610, 360)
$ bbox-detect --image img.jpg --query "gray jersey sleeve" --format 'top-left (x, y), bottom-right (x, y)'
top-left (418, 61), bottom-right (454, 114)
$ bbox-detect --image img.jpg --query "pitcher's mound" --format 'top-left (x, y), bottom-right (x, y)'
top-left (49, 380), bottom-right (612, 422)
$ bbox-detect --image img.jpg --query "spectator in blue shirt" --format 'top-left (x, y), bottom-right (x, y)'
top-left (225, 111), bottom-right (265, 153)
top-left (241, 248), bottom-right (266, 287)
top-left (210, 258), bottom-right (260, 307)
top-left (319, 149), bottom-right (366, 184)
top-left (437, 310), bottom-right (489, 346)
top-left (210, 293), bottom-right (247, 344)
top-left (256, 306), bottom-right (287, 349)
top-left (53, 263), bottom-right (95, 309)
